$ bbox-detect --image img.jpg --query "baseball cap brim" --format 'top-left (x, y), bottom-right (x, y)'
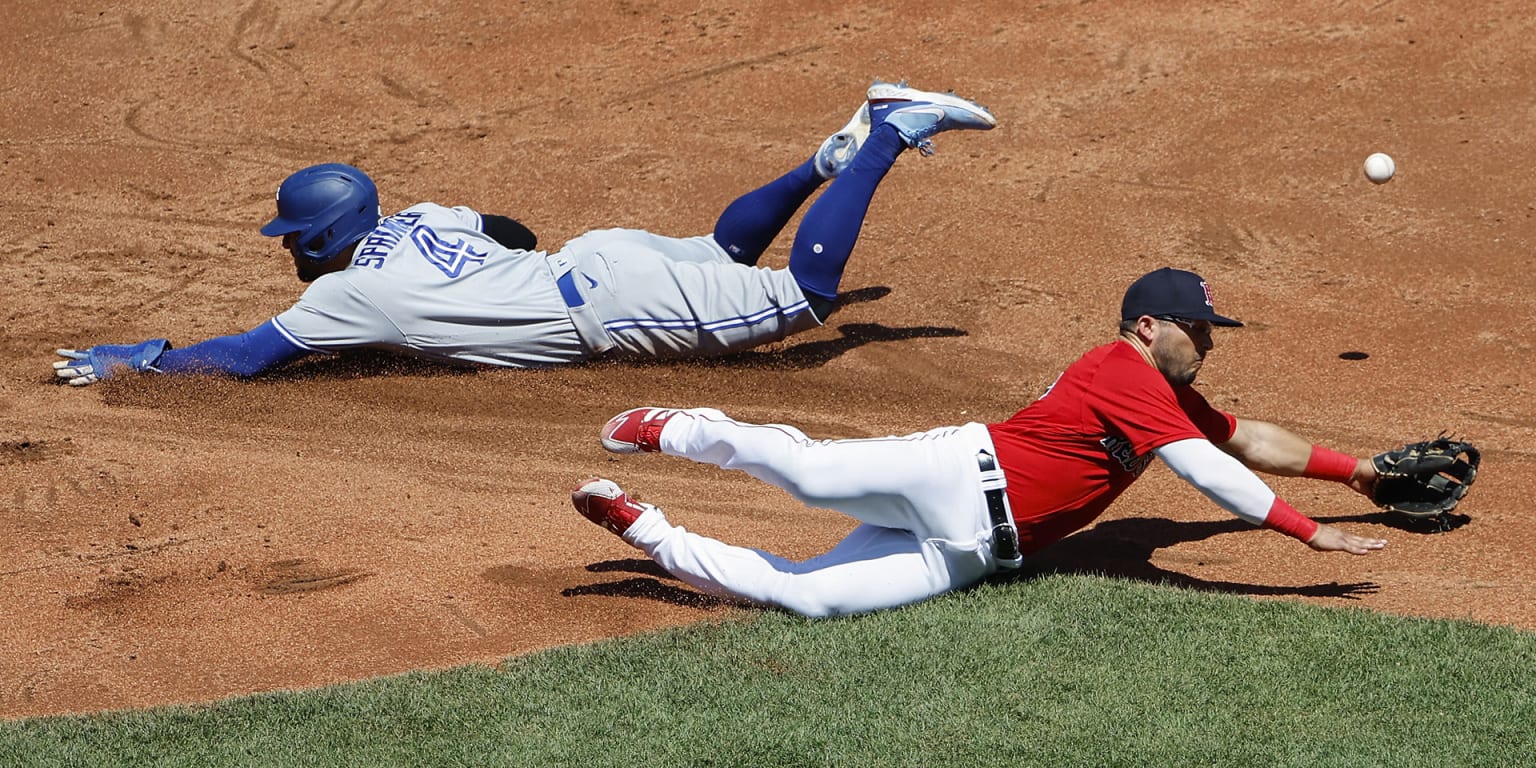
top-left (1181, 310), bottom-right (1244, 328)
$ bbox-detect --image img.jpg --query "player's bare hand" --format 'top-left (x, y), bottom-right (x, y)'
top-left (1344, 458), bottom-right (1378, 499)
top-left (1307, 523), bottom-right (1386, 555)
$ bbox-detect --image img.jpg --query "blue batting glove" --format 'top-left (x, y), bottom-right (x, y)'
top-left (52, 339), bottom-right (170, 386)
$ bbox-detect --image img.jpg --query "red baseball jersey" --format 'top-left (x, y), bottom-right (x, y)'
top-left (987, 341), bottom-right (1237, 554)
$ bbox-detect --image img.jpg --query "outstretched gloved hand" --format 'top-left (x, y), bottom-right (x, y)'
top-left (1371, 437), bottom-right (1479, 516)
top-left (52, 339), bottom-right (170, 386)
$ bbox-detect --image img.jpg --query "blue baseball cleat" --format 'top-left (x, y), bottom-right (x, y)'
top-left (866, 80), bottom-right (997, 156)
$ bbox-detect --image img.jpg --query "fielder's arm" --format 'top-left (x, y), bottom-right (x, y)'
top-left (1219, 418), bottom-right (1377, 497)
top-left (1155, 438), bottom-right (1386, 555)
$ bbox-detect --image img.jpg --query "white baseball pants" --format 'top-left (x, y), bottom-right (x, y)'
top-left (621, 409), bottom-right (1007, 618)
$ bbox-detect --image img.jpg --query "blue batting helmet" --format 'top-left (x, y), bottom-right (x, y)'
top-left (260, 163), bottom-right (381, 261)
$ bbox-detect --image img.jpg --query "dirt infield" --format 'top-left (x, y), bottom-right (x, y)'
top-left (4, 1), bottom-right (1534, 718)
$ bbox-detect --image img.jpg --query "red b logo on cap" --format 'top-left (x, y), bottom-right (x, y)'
top-left (1200, 281), bottom-right (1214, 308)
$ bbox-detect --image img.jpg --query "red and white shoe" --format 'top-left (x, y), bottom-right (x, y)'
top-left (600, 407), bottom-right (677, 454)
top-left (571, 477), bottom-right (652, 536)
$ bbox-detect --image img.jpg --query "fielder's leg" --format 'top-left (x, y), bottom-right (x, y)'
top-left (581, 409), bottom-right (997, 616)
top-left (654, 408), bottom-right (987, 545)
top-left (625, 517), bottom-right (953, 618)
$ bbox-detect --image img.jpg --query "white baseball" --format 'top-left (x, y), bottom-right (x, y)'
top-left (1363, 152), bottom-right (1395, 184)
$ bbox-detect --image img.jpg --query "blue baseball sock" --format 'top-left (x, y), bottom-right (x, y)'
top-left (712, 159), bottom-right (825, 266)
top-left (787, 125), bottom-right (905, 308)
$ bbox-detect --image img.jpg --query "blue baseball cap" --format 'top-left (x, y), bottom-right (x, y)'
top-left (1121, 268), bottom-right (1244, 327)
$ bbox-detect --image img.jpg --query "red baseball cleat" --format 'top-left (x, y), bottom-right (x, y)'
top-left (600, 407), bottom-right (677, 454)
top-left (571, 477), bottom-right (651, 536)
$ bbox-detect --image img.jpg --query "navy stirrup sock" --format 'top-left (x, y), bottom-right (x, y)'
top-left (712, 159), bottom-right (825, 266)
top-left (787, 125), bottom-right (905, 304)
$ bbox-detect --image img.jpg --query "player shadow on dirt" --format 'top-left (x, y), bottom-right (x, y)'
top-left (262, 350), bottom-right (483, 382)
top-left (564, 511), bottom-right (1426, 610)
top-left (1006, 514), bottom-right (1406, 599)
top-left (684, 286), bottom-right (969, 370)
top-left (563, 558), bottom-right (734, 610)
top-left (619, 321), bottom-right (969, 372)
top-left (1360, 509), bottom-right (1472, 533)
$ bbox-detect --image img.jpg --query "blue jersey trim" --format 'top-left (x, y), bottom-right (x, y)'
top-left (270, 317), bottom-right (321, 351)
top-left (601, 300), bottom-right (810, 334)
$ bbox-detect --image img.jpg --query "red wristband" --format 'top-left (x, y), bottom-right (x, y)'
top-left (1261, 498), bottom-right (1319, 542)
top-left (1303, 446), bottom-right (1358, 483)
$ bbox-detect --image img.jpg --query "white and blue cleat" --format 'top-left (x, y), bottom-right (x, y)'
top-left (866, 80), bottom-right (997, 156)
top-left (813, 102), bottom-right (872, 179)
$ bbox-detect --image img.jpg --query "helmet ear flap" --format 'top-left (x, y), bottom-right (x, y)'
top-left (300, 225), bottom-right (339, 261)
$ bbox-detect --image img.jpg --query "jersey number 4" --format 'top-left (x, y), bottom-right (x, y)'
top-left (412, 226), bottom-right (489, 278)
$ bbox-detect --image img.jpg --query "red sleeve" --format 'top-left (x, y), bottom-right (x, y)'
top-left (1174, 385), bottom-right (1237, 443)
top-left (1086, 350), bottom-right (1207, 455)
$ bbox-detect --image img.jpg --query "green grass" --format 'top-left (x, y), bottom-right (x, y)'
top-left (4, 574), bottom-right (1533, 767)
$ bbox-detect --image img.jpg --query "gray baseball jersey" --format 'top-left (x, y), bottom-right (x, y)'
top-left (272, 203), bottom-right (821, 367)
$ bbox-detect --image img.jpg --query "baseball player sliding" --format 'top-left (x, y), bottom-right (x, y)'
top-left (573, 268), bottom-right (1390, 618)
top-left (52, 81), bottom-right (995, 385)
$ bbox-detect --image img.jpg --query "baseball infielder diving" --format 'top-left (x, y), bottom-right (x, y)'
top-left (51, 82), bottom-right (995, 385)
top-left (573, 268), bottom-right (1391, 618)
